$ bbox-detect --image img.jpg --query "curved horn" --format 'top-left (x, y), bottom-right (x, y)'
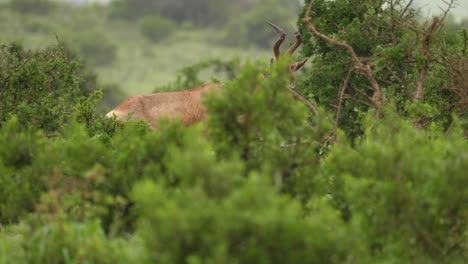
top-left (267, 22), bottom-right (286, 60)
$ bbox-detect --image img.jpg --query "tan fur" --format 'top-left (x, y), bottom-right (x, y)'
top-left (106, 83), bottom-right (222, 129)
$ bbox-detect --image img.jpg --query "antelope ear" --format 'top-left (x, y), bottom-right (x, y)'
top-left (292, 58), bottom-right (308, 72)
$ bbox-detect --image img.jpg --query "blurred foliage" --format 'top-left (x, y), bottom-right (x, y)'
top-left (222, 1), bottom-right (298, 48)
top-left (109, 0), bottom-right (234, 25)
top-left (9, 0), bottom-right (55, 15)
top-left (155, 58), bottom-right (241, 92)
top-left (321, 110), bottom-right (468, 262)
top-left (138, 15), bottom-right (177, 42)
top-left (75, 31), bottom-right (117, 66)
top-left (109, 0), bottom-right (300, 48)
top-left (133, 177), bottom-right (366, 263)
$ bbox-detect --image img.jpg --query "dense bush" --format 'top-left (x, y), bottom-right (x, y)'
top-left (0, 43), bottom-right (123, 129)
top-left (0, 117), bottom-right (49, 222)
top-left (296, 0), bottom-right (467, 139)
top-left (133, 178), bottom-right (366, 263)
top-left (0, 220), bottom-right (142, 263)
top-left (321, 111), bottom-right (468, 262)
top-left (0, 43), bottom-right (96, 131)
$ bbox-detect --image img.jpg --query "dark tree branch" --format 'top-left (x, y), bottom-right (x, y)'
top-left (288, 87), bottom-right (319, 115)
top-left (333, 67), bottom-right (353, 136)
top-left (400, 0), bottom-right (415, 19)
top-left (414, 18), bottom-right (442, 102)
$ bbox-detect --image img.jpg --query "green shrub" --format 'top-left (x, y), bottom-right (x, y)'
top-left (132, 177), bottom-right (366, 264)
top-left (321, 111), bottom-right (468, 262)
top-left (0, 220), bottom-right (142, 263)
top-left (297, 0), bottom-right (467, 138)
top-left (205, 58), bottom-right (331, 198)
top-left (0, 117), bottom-right (50, 223)
top-left (138, 15), bottom-right (177, 42)
top-left (0, 43), bottom-right (100, 132)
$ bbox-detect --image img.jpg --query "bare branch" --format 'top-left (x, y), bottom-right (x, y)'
top-left (333, 67), bottom-right (353, 135)
top-left (414, 18), bottom-right (441, 102)
top-left (400, 0), bottom-right (415, 19)
top-left (287, 87), bottom-right (319, 115)
top-left (438, 0), bottom-right (457, 28)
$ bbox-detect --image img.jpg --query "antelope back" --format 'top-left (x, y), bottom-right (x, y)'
top-left (106, 83), bottom-right (222, 129)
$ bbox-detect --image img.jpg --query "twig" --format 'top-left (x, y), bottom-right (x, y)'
top-left (438, 0), bottom-right (457, 30)
top-left (400, 0), bottom-right (415, 19)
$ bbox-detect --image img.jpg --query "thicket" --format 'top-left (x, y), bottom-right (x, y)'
top-left (297, 0), bottom-right (467, 139)
top-left (0, 0), bottom-right (467, 263)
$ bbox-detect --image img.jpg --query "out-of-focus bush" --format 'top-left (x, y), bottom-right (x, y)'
top-left (321, 111), bottom-right (468, 262)
top-left (138, 16), bottom-right (177, 42)
top-left (222, 3), bottom-right (295, 48)
top-left (109, 0), bottom-right (231, 26)
top-left (76, 32), bottom-right (117, 66)
top-left (0, 220), bottom-right (143, 263)
top-left (155, 58), bottom-right (240, 93)
top-left (133, 177), bottom-right (366, 264)
top-left (23, 18), bottom-right (51, 33)
top-left (9, 0), bottom-right (55, 15)
top-left (0, 117), bottom-right (49, 223)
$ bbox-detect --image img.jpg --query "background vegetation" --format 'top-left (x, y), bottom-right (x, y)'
top-left (0, 0), bottom-right (301, 98)
top-left (0, 0), bottom-right (467, 263)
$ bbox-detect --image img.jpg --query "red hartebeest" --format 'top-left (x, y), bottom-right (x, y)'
top-left (106, 23), bottom-right (309, 129)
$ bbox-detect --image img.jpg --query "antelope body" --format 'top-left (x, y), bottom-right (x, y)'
top-left (106, 83), bottom-right (222, 129)
top-left (106, 23), bottom-right (309, 130)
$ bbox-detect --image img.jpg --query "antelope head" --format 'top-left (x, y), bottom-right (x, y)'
top-left (267, 22), bottom-right (308, 83)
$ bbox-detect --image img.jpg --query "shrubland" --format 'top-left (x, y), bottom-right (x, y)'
top-left (0, 0), bottom-right (467, 263)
